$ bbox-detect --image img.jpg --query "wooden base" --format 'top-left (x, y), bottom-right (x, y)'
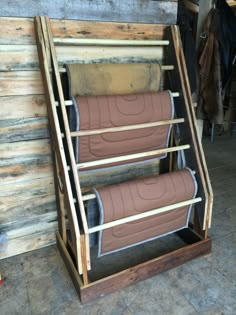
top-left (56, 231), bottom-right (212, 304)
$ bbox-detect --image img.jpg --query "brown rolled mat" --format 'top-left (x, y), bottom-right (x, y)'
top-left (74, 90), bottom-right (174, 169)
top-left (93, 168), bottom-right (197, 256)
top-left (67, 63), bottom-right (161, 96)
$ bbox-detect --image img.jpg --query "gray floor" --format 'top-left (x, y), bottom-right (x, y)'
top-left (1, 135), bottom-right (236, 315)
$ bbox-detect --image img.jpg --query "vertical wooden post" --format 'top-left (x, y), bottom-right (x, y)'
top-left (81, 235), bottom-right (89, 286)
top-left (169, 128), bottom-right (174, 172)
top-left (34, 16), bottom-right (83, 274)
top-left (41, 16), bottom-right (90, 276)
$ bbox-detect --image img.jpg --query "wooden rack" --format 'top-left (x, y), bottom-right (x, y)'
top-left (35, 16), bottom-right (213, 303)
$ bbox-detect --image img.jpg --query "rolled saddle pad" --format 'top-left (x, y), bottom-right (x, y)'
top-left (73, 90), bottom-right (174, 169)
top-left (91, 168), bottom-right (197, 256)
top-left (67, 63), bottom-right (161, 96)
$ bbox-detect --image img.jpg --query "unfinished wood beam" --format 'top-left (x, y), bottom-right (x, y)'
top-left (54, 38), bottom-right (170, 46)
top-left (88, 197), bottom-right (202, 233)
top-left (70, 118), bottom-right (184, 137)
top-left (77, 144), bottom-right (190, 169)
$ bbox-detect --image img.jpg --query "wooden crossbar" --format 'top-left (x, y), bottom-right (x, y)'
top-left (58, 65), bottom-right (175, 73)
top-left (55, 92), bottom-right (180, 107)
top-left (82, 194), bottom-right (97, 201)
top-left (88, 197), bottom-right (202, 233)
top-left (77, 144), bottom-right (190, 169)
top-left (70, 118), bottom-right (184, 137)
top-left (54, 38), bottom-right (170, 46)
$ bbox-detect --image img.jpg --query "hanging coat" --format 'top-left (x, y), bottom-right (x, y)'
top-left (198, 9), bottom-right (224, 124)
top-left (198, 0), bottom-right (236, 124)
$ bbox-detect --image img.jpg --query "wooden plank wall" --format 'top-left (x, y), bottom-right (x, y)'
top-left (0, 5), bottom-right (177, 259)
top-left (0, 0), bottom-right (177, 24)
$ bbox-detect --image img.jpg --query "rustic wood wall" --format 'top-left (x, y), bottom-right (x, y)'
top-left (0, 0), bottom-right (177, 24)
top-left (0, 0), bottom-right (177, 259)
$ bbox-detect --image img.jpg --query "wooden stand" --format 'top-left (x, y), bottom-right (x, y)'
top-left (57, 231), bottom-right (211, 303)
top-left (35, 16), bottom-right (213, 303)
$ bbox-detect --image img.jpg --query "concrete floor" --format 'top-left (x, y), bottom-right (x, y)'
top-left (1, 135), bottom-right (236, 315)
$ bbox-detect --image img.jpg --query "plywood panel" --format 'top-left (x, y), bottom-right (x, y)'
top-left (0, 1), bottom-right (177, 24)
top-left (0, 71), bottom-right (44, 96)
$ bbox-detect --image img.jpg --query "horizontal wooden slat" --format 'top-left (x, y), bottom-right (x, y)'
top-left (0, 17), bottom-right (35, 45)
top-left (0, 95), bottom-right (47, 119)
top-left (0, 1), bottom-right (177, 25)
top-left (0, 230), bottom-right (56, 259)
top-left (0, 17), bottom-right (168, 45)
top-left (51, 19), bottom-right (167, 41)
top-left (82, 193), bottom-right (96, 201)
top-left (0, 45), bottom-right (38, 71)
top-left (0, 117), bottom-right (49, 143)
top-left (0, 138), bottom-right (50, 159)
top-left (0, 139), bottom-right (53, 185)
top-left (70, 118), bottom-right (184, 137)
top-left (61, 92), bottom-right (179, 109)
top-left (78, 145), bottom-right (190, 169)
top-left (54, 38), bottom-right (169, 46)
top-left (0, 212), bottom-right (58, 239)
top-left (59, 65), bottom-right (175, 73)
top-left (0, 176), bottom-right (56, 223)
top-left (0, 71), bottom-right (44, 96)
top-left (0, 45), bottom-right (164, 71)
top-left (89, 197), bottom-right (202, 233)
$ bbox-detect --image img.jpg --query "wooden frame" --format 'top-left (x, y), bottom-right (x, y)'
top-left (35, 16), bottom-right (212, 303)
top-left (77, 144), bottom-right (190, 169)
top-left (56, 231), bottom-right (211, 304)
top-left (70, 118), bottom-right (184, 137)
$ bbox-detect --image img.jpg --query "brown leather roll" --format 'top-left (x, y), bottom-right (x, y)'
top-left (75, 91), bottom-right (173, 169)
top-left (67, 63), bottom-right (161, 96)
top-left (94, 168), bottom-right (197, 256)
